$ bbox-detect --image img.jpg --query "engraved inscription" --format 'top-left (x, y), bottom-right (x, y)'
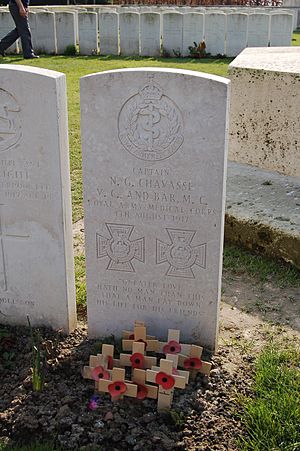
top-left (118, 76), bottom-right (184, 161)
top-left (0, 89), bottom-right (22, 152)
top-left (156, 228), bottom-right (206, 279)
top-left (0, 204), bottom-right (30, 291)
top-left (96, 223), bottom-right (145, 273)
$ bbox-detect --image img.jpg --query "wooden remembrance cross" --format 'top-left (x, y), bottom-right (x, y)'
top-left (120, 341), bottom-right (157, 372)
top-left (98, 368), bottom-right (137, 401)
top-left (83, 344), bottom-right (119, 389)
top-left (122, 323), bottom-right (159, 352)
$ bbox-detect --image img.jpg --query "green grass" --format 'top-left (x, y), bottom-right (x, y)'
top-left (0, 54), bottom-right (231, 222)
top-left (238, 345), bottom-right (300, 451)
top-left (75, 254), bottom-right (86, 307)
top-left (223, 243), bottom-right (300, 288)
top-left (292, 28), bottom-right (300, 46)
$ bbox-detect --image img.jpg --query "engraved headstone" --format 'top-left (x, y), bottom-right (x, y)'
top-left (81, 68), bottom-right (229, 351)
top-left (99, 12), bottom-right (119, 56)
top-left (0, 65), bottom-right (76, 332)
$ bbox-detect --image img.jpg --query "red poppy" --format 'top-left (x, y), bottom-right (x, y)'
top-left (155, 372), bottom-right (175, 390)
top-left (107, 355), bottom-right (114, 370)
top-left (136, 384), bottom-right (148, 400)
top-left (108, 381), bottom-right (127, 398)
top-left (91, 366), bottom-right (110, 381)
top-left (129, 333), bottom-right (135, 339)
top-left (183, 357), bottom-right (202, 370)
top-left (163, 340), bottom-right (181, 355)
top-left (130, 352), bottom-right (144, 369)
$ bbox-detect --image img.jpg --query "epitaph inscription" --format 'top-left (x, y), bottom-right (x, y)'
top-left (0, 89), bottom-right (21, 152)
top-left (118, 76), bottom-right (184, 161)
top-left (156, 228), bottom-right (206, 279)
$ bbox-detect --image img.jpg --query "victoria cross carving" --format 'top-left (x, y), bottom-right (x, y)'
top-left (156, 228), bottom-right (207, 279)
top-left (96, 223), bottom-right (145, 273)
top-left (0, 89), bottom-right (22, 152)
top-left (118, 75), bottom-right (184, 161)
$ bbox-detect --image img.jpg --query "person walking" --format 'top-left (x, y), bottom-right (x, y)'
top-left (0, 0), bottom-right (38, 59)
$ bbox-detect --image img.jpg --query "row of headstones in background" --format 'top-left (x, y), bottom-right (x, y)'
top-left (0, 8), bottom-right (294, 57)
top-left (0, 64), bottom-right (229, 352)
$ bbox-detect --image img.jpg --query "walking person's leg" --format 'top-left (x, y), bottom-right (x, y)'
top-left (0, 5), bottom-right (20, 55)
top-left (9, 2), bottom-right (35, 58)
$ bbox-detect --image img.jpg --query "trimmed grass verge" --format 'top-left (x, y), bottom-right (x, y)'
top-left (238, 345), bottom-right (300, 451)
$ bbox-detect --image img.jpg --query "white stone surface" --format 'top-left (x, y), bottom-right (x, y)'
top-left (270, 12), bottom-right (293, 46)
top-left (229, 47), bottom-right (300, 177)
top-left (119, 12), bottom-right (140, 56)
top-left (78, 12), bottom-right (98, 55)
top-left (55, 11), bottom-right (76, 54)
top-left (226, 13), bottom-right (248, 57)
top-left (99, 12), bottom-right (119, 55)
top-left (162, 12), bottom-right (183, 56)
top-left (0, 65), bottom-right (76, 332)
top-left (140, 12), bottom-right (160, 57)
top-left (204, 12), bottom-right (226, 56)
top-left (247, 13), bottom-right (270, 48)
top-left (0, 11), bottom-right (19, 53)
top-left (81, 68), bottom-right (230, 351)
top-left (34, 12), bottom-right (57, 54)
top-left (182, 12), bottom-right (204, 57)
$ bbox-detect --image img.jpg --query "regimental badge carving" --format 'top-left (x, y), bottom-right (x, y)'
top-left (118, 75), bottom-right (184, 161)
top-left (0, 89), bottom-right (21, 152)
top-left (156, 228), bottom-right (207, 279)
top-left (96, 223), bottom-right (145, 273)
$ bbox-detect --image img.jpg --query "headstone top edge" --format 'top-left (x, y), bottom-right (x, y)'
top-left (0, 64), bottom-right (65, 79)
top-left (80, 67), bottom-right (230, 86)
top-left (229, 47), bottom-right (300, 74)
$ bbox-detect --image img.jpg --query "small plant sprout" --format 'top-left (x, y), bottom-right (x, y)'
top-left (27, 316), bottom-right (45, 392)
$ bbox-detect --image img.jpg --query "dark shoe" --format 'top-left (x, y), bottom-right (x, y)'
top-left (24, 54), bottom-right (39, 59)
top-left (0, 50), bottom-right (5, 57)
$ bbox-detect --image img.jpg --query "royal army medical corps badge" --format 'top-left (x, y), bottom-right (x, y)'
top-left (118, 76), bottom-right (184, 162)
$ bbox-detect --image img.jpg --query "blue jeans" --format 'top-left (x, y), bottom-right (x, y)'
top-left (0, 3), bottom-right (34, 57)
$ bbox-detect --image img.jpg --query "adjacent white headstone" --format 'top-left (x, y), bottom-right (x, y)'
top-left (78, 12), bottom-right (98, 55)
top-left (119, 12), bottom-right (140, 56)
top-left (32, 12), bottom-right (57, 54)
top-left (182, 12), bottom-right (204, 57)
top-left (140, 12), bottom-right (161, 57)
top-left (226, 13), bottom-right (248, 57)
top-left (204, 12), bottom-right (226, 56)
top-left (55, 11), bottom-right (76, 54)
top-left (270, 12), bottom-right (293, 46)
top-left (247, 13), bottom-right (270, 48)
top-left (162, 12), bottom-right (183, 57)
top-left (229, 47), bottom-right (300, 177)
top-left (81, 68), bottom-right (230, 351)
top-left (0, 65), bottom-right (76, 332)
top-left (99, 12), bottom-right (119, 55)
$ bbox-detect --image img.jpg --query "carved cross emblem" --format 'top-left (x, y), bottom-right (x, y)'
top-left (156, 228), bottom-right (207, 278)
top-left (96, 223), bottom-right (145, 272)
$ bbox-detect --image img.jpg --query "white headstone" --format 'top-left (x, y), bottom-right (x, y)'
top-left (78, 12), bottom-right (98, 55)
top-left (229, 47), bottom-right (300, 177)
top-left (204, 12), bottom-right (226, 56)
top-left (55, 12), bottom-right (76, 54)
top-left (119, 12), bottom-right (140, 56)
top-left (162, 12), bottom-right (183, 57)
top-left (182, 12), bottom-right (204, 57)
top-left (226, 13), bottom-right (248, 57)
top-left (0, 65), bottom-right (76, 332)
top-left (140, 12), bottom-right (161, 57)
top-left (247, 13), bottom-right (270, 48)
top-left (99, 12), bottom-right (119, 55)
top-left (270, 13), bottom-right (293, 46)
top-left (34, 12), bottom-right (57, 54)
top-left (81, 68), bottom-right (230, 351)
